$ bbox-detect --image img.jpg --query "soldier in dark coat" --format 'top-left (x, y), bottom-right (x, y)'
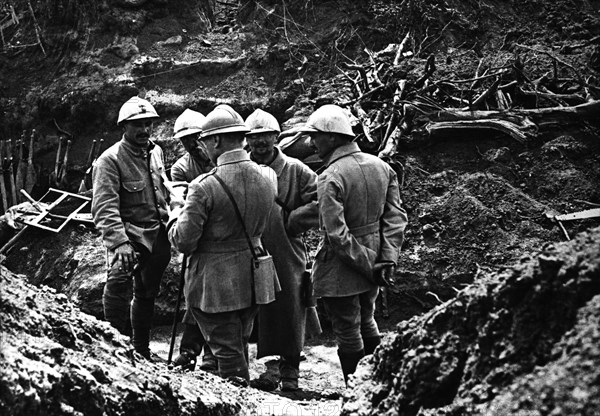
top-left (246, 109), bottom-right (318, 391)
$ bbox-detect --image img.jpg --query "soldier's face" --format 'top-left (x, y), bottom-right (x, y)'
top-left (200, 136), bottom-right (219, 164)
top-left (246, 132), bottom-right (277, 156)
top-left (123, 119), bottom-right (153, 146)
top-left (181, 133), bottom-right (210, 162)
top-left (309, 132), bottom-right (335, 159)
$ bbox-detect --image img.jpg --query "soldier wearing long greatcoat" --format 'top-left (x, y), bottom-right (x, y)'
top-left (246, 109), bottom-right (318, 391)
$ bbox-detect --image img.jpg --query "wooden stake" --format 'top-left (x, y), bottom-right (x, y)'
top-left (27, 0), bottom-right (46, 56)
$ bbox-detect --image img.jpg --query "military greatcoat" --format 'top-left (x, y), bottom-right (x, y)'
top-left (254, 147), bottom-right (318, 358)
top-left (313, 142), bottom-right (407, 297)
top-left (168, 149), bottom-right (278, 313)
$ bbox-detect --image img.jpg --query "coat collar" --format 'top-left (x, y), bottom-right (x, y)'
top-left (322, 142), bottom-right (361, 169)
top-left (250, 146), bottom-right (285, 175)
top-left (120, 136), bottom-right (155, 157)
top-left (217, 148), bottom-right (251, 166)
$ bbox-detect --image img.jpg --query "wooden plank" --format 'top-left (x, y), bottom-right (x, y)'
top-left (555, 208), bottom-right (600, 222)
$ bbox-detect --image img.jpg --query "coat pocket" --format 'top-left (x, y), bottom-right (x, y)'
top-left (122, 180), bottom-right (146, 207)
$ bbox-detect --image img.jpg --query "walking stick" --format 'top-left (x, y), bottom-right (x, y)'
top-left (168, 255), bottom-right (187, 364)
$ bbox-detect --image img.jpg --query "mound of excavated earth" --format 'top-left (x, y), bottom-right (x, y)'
top-left (0, 265), bottom-right (303, 415)
top-left (343, 226), bottom-right (600, 415)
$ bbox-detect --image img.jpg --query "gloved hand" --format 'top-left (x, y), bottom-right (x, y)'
top-left (373, 262), bottom-right (395, 287)
top-left (111, 243), bottom-right (139, 273)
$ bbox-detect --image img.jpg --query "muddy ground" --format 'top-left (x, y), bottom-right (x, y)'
top-left (1, 0), bottom-right (600, 414)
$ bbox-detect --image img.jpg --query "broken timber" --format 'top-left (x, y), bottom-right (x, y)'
top-left (421, 100), bottom-right (600, 141)
top-left (555, 208), bottom-right (600, 222)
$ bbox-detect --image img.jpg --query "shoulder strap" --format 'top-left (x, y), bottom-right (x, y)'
top-left (213, 174), bottom-right (258, 260)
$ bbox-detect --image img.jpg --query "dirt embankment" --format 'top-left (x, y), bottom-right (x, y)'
top-left (343, 226), bottom-right (600, 415)
top-left (0, 264), bottom-right (310, 415)
top-left (1, 0), bottom-right (600, 414)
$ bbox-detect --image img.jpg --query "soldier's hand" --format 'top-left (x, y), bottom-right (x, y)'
top-left (165, 181), bottom-right (187, 210)
top-left (111, 243), bottom-right (138, 273)
top-left (373, 262), bottom-right (395, 287)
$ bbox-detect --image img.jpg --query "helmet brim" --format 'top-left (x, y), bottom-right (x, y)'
top-left (118, 113), bottom-right (159, 125)
top-left (247, 127), bottom-right (280, 135)
top-left (174, 127), bottom-right (202, 139)
top-left (298, 125), bottom-right (319, 133)
top-left (201, 125), bottom-right (250, 138)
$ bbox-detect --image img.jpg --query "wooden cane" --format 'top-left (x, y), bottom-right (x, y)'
top-left (168, 255), bottom-right (187, 365)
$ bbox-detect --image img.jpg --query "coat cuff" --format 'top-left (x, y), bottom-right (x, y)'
top-left (107, 238), bottom-right (131, 251)
top-left (167, 207), bottom-right (183, 231)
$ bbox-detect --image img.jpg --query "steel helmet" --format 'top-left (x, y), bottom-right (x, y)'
top-left (200, 104), bottom-right (249, 138)
top-left (173, 109), bottom-right (206, 139)
top-left (300, 104), bottom-right (354, 137)
top-left (117, 96), bottom-right (159, 125)
top-left (245, 109), bottom-right (281, 135)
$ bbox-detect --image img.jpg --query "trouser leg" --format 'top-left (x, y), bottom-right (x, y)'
top-left (200, 343), bottom-right (218, 372)
top-left (323, 293), bottom-right (367, 385)
top-left (131, 297), bottom-right (154, 356)
top-left (192, 305), bottom-right (258, 381)
top-left (103, 252), bottom-right (133, 335)
top-left (131, 230), bottom-right (171, 357)
top-left (280, 355), bottom-right (300, 391)
top-left (180, 309), bottom-right (205, 356)
top-left (359, 287), bottom-right (381, 355)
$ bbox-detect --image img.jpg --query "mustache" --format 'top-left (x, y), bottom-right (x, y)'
top-left (136, 132), bottom-right (150, 139)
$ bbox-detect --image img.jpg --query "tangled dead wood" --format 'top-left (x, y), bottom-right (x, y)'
top-left (334, 35), bottom-right (600, 158)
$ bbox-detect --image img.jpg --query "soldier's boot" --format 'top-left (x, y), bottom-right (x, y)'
top-left (199, 345), bottom-right (218, 373)
top-left (280, 355), bottom-right (300, 391)
top-left (131, 296), bottom-right (154, 359)
top-left (173, 323), bottom-right (203, 371)
top-left (363, 336), bottom-right (381, 355)
top-left (337, 349), bottom-right (365, 386)
top-left (220, 356), bottom-right (250, 387)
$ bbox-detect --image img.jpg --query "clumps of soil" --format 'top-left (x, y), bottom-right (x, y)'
top-left (0, 264), bottom-right (297, 415)
top-left (342, 226), bottom-right (600, 415)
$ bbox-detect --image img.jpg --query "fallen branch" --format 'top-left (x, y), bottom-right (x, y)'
top-left (434, 100), bottom-right (600, 131)
top-left (393, 32), bottom-right (411, 66)
top-left (338, 84), bottom-right (387, 106)
top-left (414, 54), bottom-right (436, 89)
top-left (353, 102), bottom-right (375, 143)
top-left (340, 62), bottom-right (370, 94)
top-left (465, 78), bottom-right (502, 110)
top-left (425, 119), bottom-right (530, 142)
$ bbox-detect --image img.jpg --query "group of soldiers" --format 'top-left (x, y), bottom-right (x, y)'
top-left (91, 96), bottom-right (407, 390)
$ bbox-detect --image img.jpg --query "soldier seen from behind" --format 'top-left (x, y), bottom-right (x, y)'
top-left (301, 104), bottom-right (408, 385)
